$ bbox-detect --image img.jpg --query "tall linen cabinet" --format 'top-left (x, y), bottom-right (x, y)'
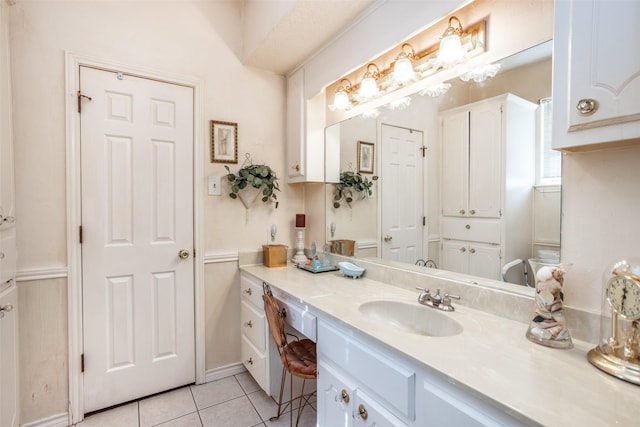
top-left (439, 93), bottom-right (537, 284)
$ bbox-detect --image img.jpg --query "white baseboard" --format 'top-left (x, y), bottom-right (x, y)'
top-left (19, 412), bottom-right (68, 427)
top-left (204, 362), bottom-right (247, 383)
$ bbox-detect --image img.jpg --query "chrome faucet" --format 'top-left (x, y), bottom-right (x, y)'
top-left (416, 287), bottom-right (461, 312)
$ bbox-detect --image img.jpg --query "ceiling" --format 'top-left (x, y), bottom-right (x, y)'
top-left (242, 0), bottom-right (377, 75)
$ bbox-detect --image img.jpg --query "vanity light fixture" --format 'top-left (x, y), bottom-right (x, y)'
top-left (420, 82), bottom-right (452, 97)
top-left (392, 43), bottom-right (417, 84)
top-left (359, 63), bottom-right (381, 100)
top-left (438, 16), bottom-right (465, 65)
top-left (387, 96), bottom-right (412, 110)
top-left (330, 78), bottom-right (354, 111)
top-left (361, 108), bottom-right (380, 119)
top-left (459, 63), bottom-right (501, 83)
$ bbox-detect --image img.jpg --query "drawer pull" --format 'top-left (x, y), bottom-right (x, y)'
top-left (460, 247), bottom-right (466, 253)
top-left (469, 248), bottom-right (476, 254)
top-left (469, 209), bottom-right (476, 215)
top-left (244, 288), bottom-right (253, 296)
top-left (355, 404), bottom-right (368, 420)
top-left (335, 389), bottom-right (350, 404)
top-left (0, 304), bottom-right (13, 319)
top-left (465, 224), bottom-right (470, 230)
top-left (245, 357), bottom-right (253, 366)
top-left (244, 320), bottom-right (253, 328)
top-left (459, 209), bottom-right (465, 215)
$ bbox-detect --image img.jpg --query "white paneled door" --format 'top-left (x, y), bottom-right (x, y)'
top-left (380, 124), bottom-right (424, 264)
top-left (80, 67), bottom-right (195, 412)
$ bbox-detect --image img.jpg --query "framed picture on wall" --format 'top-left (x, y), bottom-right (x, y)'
top-left (357, 141), bottom-right (374, 174)
top-left (210, 120), bottom-right (238, 163)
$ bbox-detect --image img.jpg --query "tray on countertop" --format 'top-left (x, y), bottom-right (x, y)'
top-left (295, 263), bottom-right (339, 274)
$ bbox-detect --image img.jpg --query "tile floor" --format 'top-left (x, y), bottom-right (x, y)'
top-left (74, 372), bottom-right (317, 427)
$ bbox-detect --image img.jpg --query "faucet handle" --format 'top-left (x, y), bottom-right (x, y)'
top-left (415, 287), bottom-right (430, 293)
top-left (444, 293), bottom-right (461, 300)
top-left (441, 293), bottom-right (461, 311)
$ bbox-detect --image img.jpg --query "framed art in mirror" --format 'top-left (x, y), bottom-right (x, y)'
top-left (357, 141), bottom-right (374, 174)
top-left (210, 120), bottom-right (238, 163)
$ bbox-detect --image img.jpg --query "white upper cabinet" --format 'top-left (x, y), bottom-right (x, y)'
top-left (553, 0), bottom-right (640, 150)
top-left (286, 68), bottom-right (325, 183)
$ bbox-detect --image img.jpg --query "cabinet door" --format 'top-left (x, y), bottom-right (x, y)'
top-left (286, 68), bottom-right (305, 180)
top-left (318, 360), bottom-right (355, 427)
top-left (0, 285), bottom-right (18, 427)
top-left (553, 0), bottom-right (640, 149)
top-left (468, 243), bottom-right (501, 281)
top-left (440, 240), bottom-right (469, 275)
top-left (441, 110), bottom-right (469, 217)
top-left (469, 101), bottom-right (501, 218)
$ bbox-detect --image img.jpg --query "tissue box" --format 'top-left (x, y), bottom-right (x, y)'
top-left (262, 244), bottom-right (288, 267)
top-left (330, 239), bottom-right (355, 256)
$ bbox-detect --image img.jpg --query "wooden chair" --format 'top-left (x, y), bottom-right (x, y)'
top-left (262, 282), bottom-right (317, 426)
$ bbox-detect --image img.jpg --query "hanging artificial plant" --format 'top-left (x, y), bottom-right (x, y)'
top-left (333, 170), bottom-right (378, 208)
top-left (224, 162), bottom-right (280, 208)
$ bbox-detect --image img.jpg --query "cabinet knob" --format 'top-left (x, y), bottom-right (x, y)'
top-left (469, 248), bottom-right (476, 254)
top-left (0, 304), bottom-right (13, 320)
top-left (245, 357), bottom-right (253, 366)
top-left (465, 224), bottom-right (471, 230)
top-left (459, 209), bottom-right (465, 215)
top-left (383, 235), bottom-right (392, 242)
top-left (0, 215), bottom-right (15, 225)
top-left (460, 247), bottom-right (466, 253)
top-left (469, 209), bottom-right (476, 215)
top-left (244, 320), bottom-right (253, 328)
top-left (355, 404), bottom-right (368, 421)
top-left (335, 389), bottom-right (350, 404)
top-left (244, 288), bottom-right (253, 296)
top-left (576, 98), bottom-right (598, 115)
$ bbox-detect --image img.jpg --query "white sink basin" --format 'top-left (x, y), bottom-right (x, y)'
top-left (358, 300), bottom-right (463, 337)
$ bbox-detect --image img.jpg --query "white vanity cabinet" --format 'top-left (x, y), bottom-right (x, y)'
top-left (317, 320), bottom-right (411, 427)
top-left (439, 94), bottom-right (536, 282)
top-left (552, 0), bottom-right (640, 150)
top-left (285, 67), bottom-right (324, 183)
top-left (240, 272), bottom-right (270, 392)
top-left (239, 271), bottom-right (317, 398)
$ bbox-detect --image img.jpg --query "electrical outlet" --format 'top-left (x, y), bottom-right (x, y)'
top-left (208, 176), bottom-right (221, 196)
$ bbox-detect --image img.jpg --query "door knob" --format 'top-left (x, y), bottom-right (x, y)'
top-left (178, 249), bottom-right (190, 259)
top-left (384, 235), bottom-right (392, 242)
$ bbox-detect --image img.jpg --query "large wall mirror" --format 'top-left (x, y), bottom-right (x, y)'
top-left (324, 40), bottom-right (560, 289)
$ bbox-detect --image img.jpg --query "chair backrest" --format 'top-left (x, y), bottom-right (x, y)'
top-left (263, 282), bottom-right (287, 351)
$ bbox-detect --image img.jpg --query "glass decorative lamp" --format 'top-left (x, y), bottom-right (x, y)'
top-left (438, 16), bottom-right (465, 65)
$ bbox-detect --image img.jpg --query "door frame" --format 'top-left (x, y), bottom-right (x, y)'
top-left (64, 52), bottom-right (205, 424)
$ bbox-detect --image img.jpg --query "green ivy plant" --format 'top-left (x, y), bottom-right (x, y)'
top-left (224, 164), bottom-right (280, 208)
top-left (333, 170), bottom-right (378, 208)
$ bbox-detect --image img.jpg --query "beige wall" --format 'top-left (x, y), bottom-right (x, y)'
top-left (9, 1), bottom-right (303, 423)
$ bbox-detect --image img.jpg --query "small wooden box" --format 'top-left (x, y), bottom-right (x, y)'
top-left (330, 239), bottom-right (355, 256)
top-left (263, 244), bottom-right (288, 267)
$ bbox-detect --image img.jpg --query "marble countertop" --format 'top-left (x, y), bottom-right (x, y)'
top-left (241, 264), bottom-right (640, 427)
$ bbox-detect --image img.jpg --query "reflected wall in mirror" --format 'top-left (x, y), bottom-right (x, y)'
top-left (325, 41), bottom-right (560, 287)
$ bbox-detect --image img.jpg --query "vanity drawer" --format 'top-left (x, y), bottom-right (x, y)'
top-left (441, 218), bottom-right (501, 244)
top-left (240, 272), bottom-right (264, 308)
top-left (277, 294), bottom-right (317, 342)
top-left (241, 335), bottom-right (268, 392)
top-left (318, 321), bottom-right (415, 419)
top-left (241, 300), bottom-right (266, 352)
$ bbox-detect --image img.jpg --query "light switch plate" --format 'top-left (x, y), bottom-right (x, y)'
top-left (208, 176), bottom-right (221, 196)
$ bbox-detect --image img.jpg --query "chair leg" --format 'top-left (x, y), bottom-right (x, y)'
top-left (294, 378), bottom-right (307, 427)
top-left (270, 365), bottom-right (287, 422)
